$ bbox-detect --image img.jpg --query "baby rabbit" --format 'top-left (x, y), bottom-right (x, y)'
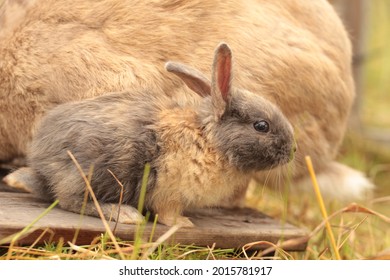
top-left (4, 43), bottom-right (295, 227)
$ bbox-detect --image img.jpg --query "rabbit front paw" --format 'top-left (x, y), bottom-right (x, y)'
top-left (157, 214), bottom-right (194, 228)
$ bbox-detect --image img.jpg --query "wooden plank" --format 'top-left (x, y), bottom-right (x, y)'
top-left (0, 192), bottom-right (308, 251)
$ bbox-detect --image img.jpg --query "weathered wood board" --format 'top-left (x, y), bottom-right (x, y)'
top-left (0, 191), bottom-right (308, 251)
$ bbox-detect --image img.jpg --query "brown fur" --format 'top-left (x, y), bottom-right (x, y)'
top-left (0, 0), bottom-right (372, 199)
top-left (150, 108), bottom-right (250, 226)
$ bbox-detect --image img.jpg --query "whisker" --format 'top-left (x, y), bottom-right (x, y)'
top-left (263, 168), bottom-right (273, 188)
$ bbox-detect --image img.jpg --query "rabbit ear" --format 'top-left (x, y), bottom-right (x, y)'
top-left (165, 62), bottom-right (211, 97)
top-left (211, 43), bottom-right (232, 118)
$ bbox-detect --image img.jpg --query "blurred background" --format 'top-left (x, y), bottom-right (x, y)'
top-left (331, 0), bottom-right (390, 131)
top-left (329, 0), bottom-right (390, 197)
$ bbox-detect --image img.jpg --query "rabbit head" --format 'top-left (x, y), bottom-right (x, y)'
top-left (166, 43), bottom-right (295, 172)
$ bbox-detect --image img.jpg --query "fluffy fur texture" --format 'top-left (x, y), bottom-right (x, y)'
top-left (4, 44), bottom-right (295, 226)
top-left (0, 0), bottom-right (373, 199)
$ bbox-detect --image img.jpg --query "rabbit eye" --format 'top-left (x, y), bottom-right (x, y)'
top-left (253, 120), bottom-right (269, 133)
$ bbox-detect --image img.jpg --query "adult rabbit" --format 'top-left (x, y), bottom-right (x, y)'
top-left (0, 0), bottom-right (373, 199)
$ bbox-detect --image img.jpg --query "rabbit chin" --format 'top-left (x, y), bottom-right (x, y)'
top-left (293, 161), bottom-right (375, 201)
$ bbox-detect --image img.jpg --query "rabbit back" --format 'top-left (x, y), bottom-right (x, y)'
top-left (28, 91), bottom-right (166, 208)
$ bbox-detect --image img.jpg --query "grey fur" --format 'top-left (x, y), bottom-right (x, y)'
top-left (29, 92), bottom-right (163, 214)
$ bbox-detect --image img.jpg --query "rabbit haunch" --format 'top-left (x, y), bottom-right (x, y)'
top-left (0, 0), bottom-right (373, 199)
top-left (4, 44), bottom-right (294, 227)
